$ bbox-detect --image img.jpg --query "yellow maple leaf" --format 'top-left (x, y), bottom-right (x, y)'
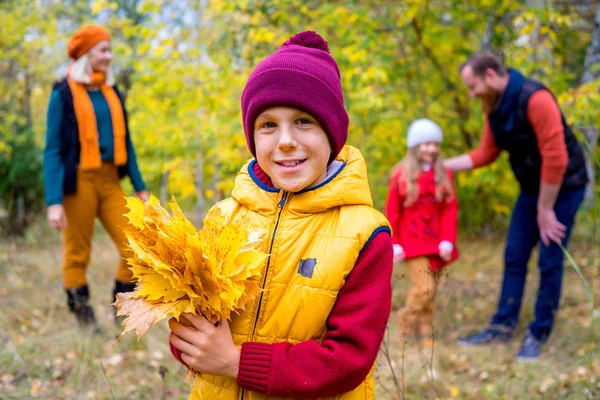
top-left (114, 292), bottom-right (194, 339)
top-left (115, 194), bottom-right (268, 339)
top-left (136, 271), bottom-right (187, 302)
top-left (125, 197), bottom-right (145, 229)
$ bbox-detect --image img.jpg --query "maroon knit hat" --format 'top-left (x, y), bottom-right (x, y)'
top-left (241, 31), bottom-right (349, 160)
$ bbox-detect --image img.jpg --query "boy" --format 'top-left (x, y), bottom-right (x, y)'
top-left (169, 31), bottom-right (393, 400)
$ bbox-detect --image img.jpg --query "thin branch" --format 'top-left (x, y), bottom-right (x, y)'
top-left (411, 17), bottom-right (473, 148)
top-left (99, 360), bottom-right (117, 400)
top-left (384, 333), bottom-right (403, 398)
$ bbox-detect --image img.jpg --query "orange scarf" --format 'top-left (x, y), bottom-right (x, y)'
top-left (67, 70), bottom-right (127, 169)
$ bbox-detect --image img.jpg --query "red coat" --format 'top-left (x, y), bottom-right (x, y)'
top-left (385, 166), bottom-right (459, 271)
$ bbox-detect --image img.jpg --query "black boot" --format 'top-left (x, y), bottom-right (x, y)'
top-left (65, 286), bottom-right (102, 333)
top-left (112, 280), bottom-right (137, 325)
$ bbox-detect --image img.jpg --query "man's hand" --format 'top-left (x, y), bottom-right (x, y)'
top-left (48, 204), bottom-right (68, 230)
top-left (537, 207), bottom-right (566, 246)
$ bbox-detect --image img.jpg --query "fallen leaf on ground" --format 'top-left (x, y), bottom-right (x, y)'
top-left (449, 385), bottom-right (460, 397)
top-left (537, 377), bottom-right (555, 394)
top-left (105, 353), bottom-right (123, 366)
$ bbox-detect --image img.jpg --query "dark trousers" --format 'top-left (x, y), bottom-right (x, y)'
top-left (490, 186), bottom-right (585, 341)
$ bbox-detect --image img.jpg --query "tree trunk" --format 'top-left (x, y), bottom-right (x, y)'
top-left (195, 157), bottom-right (205, 227)
top-left (580, 4), bottom-right (600, 85)
top-left (8, 193), bottom-right (26, 236)
top-left (527, 0), bottom-right (554, 78)
top-left (210, 161), bottom-right (222, 204)
top-left (579, 4), bottom-right (600, 206)
top-left (411, 18), bottom-right (473, 148)
top-left (481, 20), bottom-right (494, 50)
top-left (114, 0), bottom-right (148, 95)
top-left (160, 169), bottom-right (170, 205)
top-left (579, 126), bottom-right (598, 205)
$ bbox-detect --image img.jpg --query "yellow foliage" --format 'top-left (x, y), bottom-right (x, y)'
top-left (90, 0), bottom-right (110, 15)
top-left (114, 195), bottom-right (268, 339)
top-left (168, 165), bottom-right (197, 199)
top-left (249, 27), bottom-right (277, 44)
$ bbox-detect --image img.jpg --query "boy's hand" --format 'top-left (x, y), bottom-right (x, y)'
top-left (169, 314), bottom-right (240, 378)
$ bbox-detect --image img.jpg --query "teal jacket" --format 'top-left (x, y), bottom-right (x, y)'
top-left (43, 88), bottom-right (145, 206)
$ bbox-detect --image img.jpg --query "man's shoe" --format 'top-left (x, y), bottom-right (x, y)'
top-left (516, 331), bottom-right (542, 362)
top-left (457, 325), bottom-right (513, 347)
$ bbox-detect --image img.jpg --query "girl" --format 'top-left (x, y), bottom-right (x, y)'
top-left (168, 31), bottom-right (393, 399)
top-left (43, 25), bottom-right (148, 329)
top-left (385, 118), bottom-right (459, 342)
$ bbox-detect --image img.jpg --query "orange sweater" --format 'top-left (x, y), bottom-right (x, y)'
top-left (469, 90), bottom-right (569, 185)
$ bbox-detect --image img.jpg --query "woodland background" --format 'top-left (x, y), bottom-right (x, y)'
top-left (1, 0), bottom-right (599, 234)
top-left (1, 0), bottom-right (599, 399)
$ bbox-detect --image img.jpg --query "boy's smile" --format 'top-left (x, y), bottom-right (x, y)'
top-left (254, 107), bottom-right (332, 192)
top-left (274, 158), bottom-right (305, 170)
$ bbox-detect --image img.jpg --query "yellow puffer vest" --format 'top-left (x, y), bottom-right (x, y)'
top-left (189, 146), bottom-right (390, 400)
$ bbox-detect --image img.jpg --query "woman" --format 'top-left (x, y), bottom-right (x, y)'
top-left (43, 25), bottom-right (148, 330)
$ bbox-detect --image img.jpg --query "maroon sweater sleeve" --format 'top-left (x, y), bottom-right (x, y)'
top-left (170, 333), bottom-right (186, 366)
top-left (237, 231), bottom-right (393, 398)
top-left (385, 169), bottom-right (403, 245)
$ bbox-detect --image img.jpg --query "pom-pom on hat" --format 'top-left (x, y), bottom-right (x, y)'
top-left (67, 25), bottom-right (111, 60)
top-left (241, 31), bottom-right (348, 161)
top-left (406, 118), bottom-right (443, 148)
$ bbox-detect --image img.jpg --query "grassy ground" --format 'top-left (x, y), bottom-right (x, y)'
top-left (0, 223), bottom-right (598, 399)
top-left (376, 230), bottom-right (599, 399)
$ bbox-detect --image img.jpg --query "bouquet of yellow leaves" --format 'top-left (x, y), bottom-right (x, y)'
top-left (114, 195), bottom-right (268, 339)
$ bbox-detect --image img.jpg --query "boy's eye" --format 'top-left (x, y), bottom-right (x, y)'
top-left (297, 118), bottom-right (312, 125)
top-left (261, 122), bottom-right (276, 129)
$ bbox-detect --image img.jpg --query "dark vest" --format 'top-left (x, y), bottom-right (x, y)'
top-left (487, 69), bottom-right (588, 195)
top-left (53, 79), bottom-right (129, 194)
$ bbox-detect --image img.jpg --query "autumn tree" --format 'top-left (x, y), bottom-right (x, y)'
top-left (1, 0), bottom-right (598, 235)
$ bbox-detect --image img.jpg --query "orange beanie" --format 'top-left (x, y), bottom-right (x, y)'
top-left (67, 25), bottom-right (111, 60)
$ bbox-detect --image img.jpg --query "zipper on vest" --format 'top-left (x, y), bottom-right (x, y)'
top-left (240, 191), bottom-right (289, 400)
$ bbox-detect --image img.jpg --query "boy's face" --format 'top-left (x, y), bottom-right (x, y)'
top-left (254, 107), bottom-right (332, 192)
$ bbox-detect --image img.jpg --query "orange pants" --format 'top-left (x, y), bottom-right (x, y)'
top-left (398, 256), bottom-right (441, 337)
top-left (62, 163), bottom-right (133, 289)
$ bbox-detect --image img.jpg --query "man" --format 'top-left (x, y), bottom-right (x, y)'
top-left (445, 50), bottom-right (588, 361)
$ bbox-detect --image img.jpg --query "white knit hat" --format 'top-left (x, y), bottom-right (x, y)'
top-left (406, 118), bottom-right (443, 148)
